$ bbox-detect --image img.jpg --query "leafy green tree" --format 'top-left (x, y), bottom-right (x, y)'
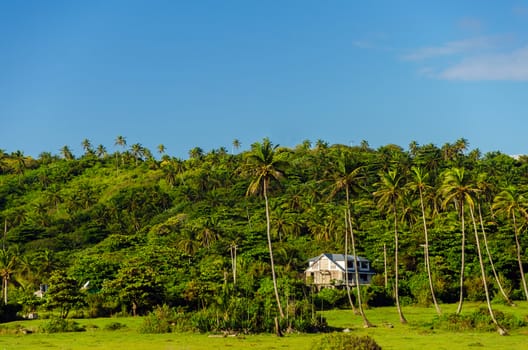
top-left (103, 264), bottom-right (163, 316)
top-left (245, 138), bottom-right (289, 319)
top-left (45, 270), bottom-right (86, 318)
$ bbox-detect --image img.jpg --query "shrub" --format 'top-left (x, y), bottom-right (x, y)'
top-left (311, 333), bottom-right (382, 350)
top-left (104, 322), bottom-right (126, 331)
top-left (432, 307), bottom-right (525, 332)
top-left (314, 288), bottom-right (348, 309)
top-left (363, 286), bottom-right (393, 307)
top-left (40, 317), bottom-right (86, 333)
top-left (139, 304), bottom-right (190, 333)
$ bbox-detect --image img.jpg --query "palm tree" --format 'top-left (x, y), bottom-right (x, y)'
top-left (374, 168), bottom-right (407, 324)
top-left (130, 143), bottom-right (144, 166)
top-left (0, 248), bottom-right (17, 304)
top-left (114, 135), bottom-right (127, 173)
top-left (157, 144), bottom-right (166, 156)
top-left (328, 151), bottom-right (372, 327)
top-left (408, 166), bottom-right (441, 315)
top-left (232, 139), bottom-right (241, 154)
top-left (60, 146), bottom-right (74, 160)
top-left (189, 147), bottom-right (203, 160)
top-left (81, 138), bottom-right (93, 156)
top-left (440, 167), bottom-right (476, 314)
top-left (245, 138), bottom-right (288, 320)
top-left (12, 150), bottom-right (26, 182)
top-left (468, 196), bottom-right (508, 335)
top-left (493, 186), bottom-right (528, 301)
top-left (96, 144), bottom-right (107, 159)
top-left (475, 174), bottom-right (513, 305)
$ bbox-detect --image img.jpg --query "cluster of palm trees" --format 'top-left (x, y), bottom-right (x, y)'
top-left (243, 139), bottom-right (526, 336)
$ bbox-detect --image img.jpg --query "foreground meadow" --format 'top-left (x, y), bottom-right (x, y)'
top-left (1, 302), bottom-right (527, 349)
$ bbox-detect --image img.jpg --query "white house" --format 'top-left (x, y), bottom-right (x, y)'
top-left (305, 253), bottom-right (375, 289)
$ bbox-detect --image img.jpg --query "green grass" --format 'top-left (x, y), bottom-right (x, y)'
top-left (0, 302), bottom-right (527, 349)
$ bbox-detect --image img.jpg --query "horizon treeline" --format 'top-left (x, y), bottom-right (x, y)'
top-left (1, 136), bottom-right (528, 332)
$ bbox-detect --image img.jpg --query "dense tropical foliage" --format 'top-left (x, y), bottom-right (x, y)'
top-left (1, 137), bottom-right (528, 334)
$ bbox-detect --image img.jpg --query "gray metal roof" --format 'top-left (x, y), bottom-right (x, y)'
top-left (308, 253), bottom-right (370, 263)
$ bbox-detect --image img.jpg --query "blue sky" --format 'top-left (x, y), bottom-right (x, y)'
top-left (1, 1), bottom-right (527, 159)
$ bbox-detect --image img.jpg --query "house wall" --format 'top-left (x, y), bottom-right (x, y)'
top-left (306, 255), bottom-right (374, 288)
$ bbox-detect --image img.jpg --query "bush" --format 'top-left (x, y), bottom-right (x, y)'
top-left (40, 317), bottom-right (86, 333)
top-left (363, 286), bottom-right (393, 307)
top-left (139, 304), bottom-right (190, 333)
top-left (311, 333), bottom-right (382, 350)
top-left (432, 307), bottom-right (525, 332)
top-left (314, 288), bottom-right (348, 309)
top-left (104, 322), bottom-right (126, 331)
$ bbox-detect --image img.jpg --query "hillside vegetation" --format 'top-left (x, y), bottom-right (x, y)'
top-left (1, 137), bottom-right (528, 334)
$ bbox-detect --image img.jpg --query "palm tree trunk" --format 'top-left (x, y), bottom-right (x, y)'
top-left (419, 188), bottom-right (441, 315)
top-left (393, 207), bottom-right (407, 324)
top-left (264, 180), bottom-right (285, 319)
top-left (456, 201), bottom-right (465, 315)
top-left (470, 207), bottom-right (507, 335)
top-left (347, 205), bottom-right (373, 327)
top-left (478, 204), bottom-right (513, 306)
top-left (343, 210), bottom-right (358, 315)
top-left (512, 213), bottom-right (528, 301)
top-left (3, 277), bottom-right (7, 305)
top-left (383, 243), bottom-right (388, 289)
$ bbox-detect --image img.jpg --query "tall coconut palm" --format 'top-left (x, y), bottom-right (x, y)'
top-left (408, 166), bottom-right (441, 315)
top-left (329, 151), bottom-right (372, 327)
top-left (114, 135), bottom-right (127, 173)
top-left (245, 138), bottom-right (288, 319)
top-left (0, 248), bottom-right (17, 305)
top-left (60, 146), bottom-right (74, 161)
top-left (232, 139), bottom-right (241, 154)
top-left (475, 174), bottom-right (513, 305)
top-left (468, 200), bottom-right (508, 335)
top-left (96, 144), bottom-right (107, 159)
top-left (130, 143), bottom-right (144, 166)
top-left (493, 186), bottom-right (528, 301)
top-left (81, 138), bottom-right (93, 156)
top-left (440, 167), bottom-right (476, 314)
top-left (374, 168), bottom-right (407, 324)
top-left (476, 202), bottom-right (513, 305)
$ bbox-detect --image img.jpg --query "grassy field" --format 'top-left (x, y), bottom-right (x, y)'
top-left (1, 302), bottom-right (527, 349)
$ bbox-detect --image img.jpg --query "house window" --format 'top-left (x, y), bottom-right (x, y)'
top-left (320, 259), bottom-right (328, 270)
top-left (360, 261), bottom-right (369, 270)
top-left (360, 274), bottom-right (368, 282)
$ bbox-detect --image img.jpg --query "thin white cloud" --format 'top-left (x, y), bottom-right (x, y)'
top-left (402, 36), bottom-right (498, 61)
top-left (438, 46), bottom-right (528, 80)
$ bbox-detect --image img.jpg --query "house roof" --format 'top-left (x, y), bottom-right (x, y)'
top-left (308, 253), bottom-right (370, 263)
